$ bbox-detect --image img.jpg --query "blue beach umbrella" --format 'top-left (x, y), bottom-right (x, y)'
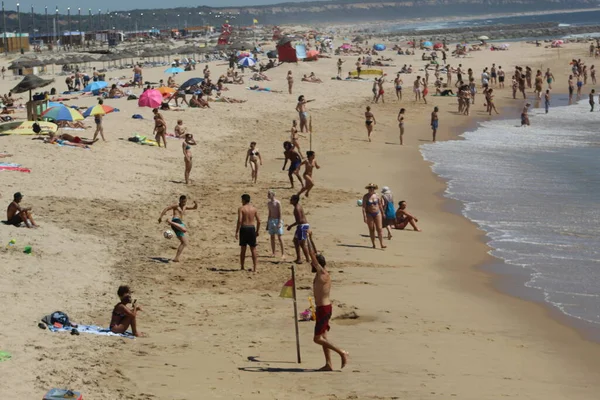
top-left (238, 56), bottom-right (256, 67)
top-left (179, 77), bottom-right (204, 90)
top-left (423, 41), bottom-right (433, 48)
top-left (83, 81), bottom-right (107, 93)
top-left (165, 67), bottom-right (184, 74)
top-left (373, 44), bottom-right (386, 51)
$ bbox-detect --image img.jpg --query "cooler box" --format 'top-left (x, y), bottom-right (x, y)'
top-left (43, 389), bottom-right (83, 400)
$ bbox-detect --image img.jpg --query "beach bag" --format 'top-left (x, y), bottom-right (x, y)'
top-left (32, 122), bottom-right (41, 134)
top-left (41, 311), bottom-right (72, 327)
top-left (127, 94), bottom-right (138, 100)
top-left (131, 114), bottom-right (143, 119)
top-left (385, 199), bottom-right (396, 220)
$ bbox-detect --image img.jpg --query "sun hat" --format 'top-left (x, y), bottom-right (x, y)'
top-left (365, 183), bottom-right (378, 189)
top-left (381, 186), bottom-right (391, 194)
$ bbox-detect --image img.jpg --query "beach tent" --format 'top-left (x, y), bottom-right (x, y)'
top-left (277, 37), bottom-right (297, 63)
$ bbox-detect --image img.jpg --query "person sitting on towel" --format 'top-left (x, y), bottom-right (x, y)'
top-left (6, 192), bottom-right (38, 228)
top-left (110, 285), bottom-right (144, 337)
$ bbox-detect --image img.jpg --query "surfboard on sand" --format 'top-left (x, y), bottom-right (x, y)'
top-left (0, 121), bottom-right (58, 135)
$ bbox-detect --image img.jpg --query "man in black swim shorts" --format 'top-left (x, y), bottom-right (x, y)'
top-left (235, 194), bottom-right (261, 272)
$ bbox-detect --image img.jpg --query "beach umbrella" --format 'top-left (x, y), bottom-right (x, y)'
top-left (41, 105), bottom-right (84, 122)
top-left (433, 43), bottom-right (444, 49)
top-left (157, 86), bottom-right (176, 97)
top-left (373, 44), bottom-right (386, 51)
top-left (84, 81), bottom-right (108, 94)
top-left (478, 35), bottom-right (490, 41)
top-left (423, 41), bottom-right (433, 48)
top-left (82, 104), bottom-right (115, 118)
top-left (238, 57), bottom-right (256, 67)
top-left (165, 67), bottom-right (184, 74)
top-left (179, 77), bottom-right (204, 90)
top-left (138, 89), bottom-right (163, 109)
top-left (11, 74), bottom-right (55, 101)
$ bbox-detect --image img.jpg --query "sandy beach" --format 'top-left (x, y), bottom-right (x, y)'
top-left (1, 37), bottom-right (600, 399)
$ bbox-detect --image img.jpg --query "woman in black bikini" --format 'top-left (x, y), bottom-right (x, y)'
top-left (361, 183), bottom-right (386, 249)
top-left (182, 133), bottom-right (196, 184)
top-left (153, 114), bottom-right (167, 148)
top-left (110, 285), bottom-right (143, 337)
top-left (365, 106), bottom-right (376, 142)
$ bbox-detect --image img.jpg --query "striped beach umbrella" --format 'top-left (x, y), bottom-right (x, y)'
top-left (82, 104), bottom-right (115, 117)
top-left (41, 105), bottom-right (84, 121)
top-left (238, 57), bottom-right (256, 67)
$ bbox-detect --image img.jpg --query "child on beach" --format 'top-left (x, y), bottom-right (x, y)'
top-left (297, 151), bottom-right (320, 197)
top-left (245, 142), bottom-right (263, 184)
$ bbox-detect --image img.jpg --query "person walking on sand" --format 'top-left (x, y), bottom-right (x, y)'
top-left (297, 151), bottom-right (320, 197)
top-left (394, 73), bottom-right (403, 100)
top-left (182, 133), bottom-right (196, 185)
top-left (245, 141), bottom-right (263, 184)
top-left (287, 70), bottom-right (294, 94)
top-left (158, 195), bottom-right (198, 262)
top-left (413, 76), bottom-right (422, 102)
top-left (362, 183), bottom-right (386, 249)
top-left (235, 194), bottom-right (260, 272)
top-left (110, 285), bottom-right (144, 337)
top-left (431, 106), bottom-right (439, 142)
top-left (375, 77), bottom-right (385, 103)
top-left (296, 95), bottom-right (315, 133)
top-left (486, 89), bottom-right (499, 115)
top-left (545, 68), bottom-right (555, 90)
top-left (287, 194), bottom-right (311, 264)
top-left (381, 186), bottom-right (395, 240)
top-left (590, 89), bottom-right (596, 112)
top-left (92, 100), bottom-right (106, 142)
top-left (267, 190), bottom-right (285, 260)
top-left (544, 90), bottom-right (550, 114)
top-left (290, 120), bottom-right (305, 157)
top-left (355, 57), bottom-right (362, 78)
top-left (282, 141), bottom-right (304, 189)
top-left (307, 236), bottom-right (349, 371)
top-left (397, 108), bottom-right (405, 145)
top-left (395, 200), bottom-right (421, 231)
top-left (337, 58), bottom-right (344, 78)
top-left (365, 106), bottom-right (376, 142)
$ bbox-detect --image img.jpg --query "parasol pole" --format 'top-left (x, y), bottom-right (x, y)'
top-left (290, 264), bottom-right (301, 364)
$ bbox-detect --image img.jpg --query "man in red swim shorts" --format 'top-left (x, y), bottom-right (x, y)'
top-left (309, 235), bottom-right (349, 371)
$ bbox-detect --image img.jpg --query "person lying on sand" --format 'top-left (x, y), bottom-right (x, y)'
top-left (6, 192), bottom-right (38, 228)
top-left (395, 200), bottom-right (421, 231)
top-left (41, 132), bottom-right (92, 148)
top-left (189, 94), bottom-right (210, 108)
top-left (210, 92), bottom-right (247, 103)
top-left (110, 285), bottom-right (144, 337)
top-left (251, 72), bottom-right (271, 81)
top-left (56, 120), bottom-right (91, 129)
top-left (301, 74), bottom-right (322, 83)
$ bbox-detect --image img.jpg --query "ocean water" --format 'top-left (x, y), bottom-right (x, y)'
top-left (421, 100), bottom-right (600, 325)
top-left (390, 9), bottom-right (600, 32)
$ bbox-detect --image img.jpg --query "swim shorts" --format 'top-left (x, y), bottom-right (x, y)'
top-left (314, 304), bottom-right (332, 336)
top-left (6, 213), bottom-right (22, 227)
top-left (289, 160), bottom-right (301, 172)
top-left (268, 218), bottom-right (283, 235)
top-left (172, 218), bottom-right (186, 237)
top-left (432, 120), bottom-right (439, 130)
top-left (239, 225), bottom-right (257, 247)
top-left (295, 224), bottom-right (310, 241)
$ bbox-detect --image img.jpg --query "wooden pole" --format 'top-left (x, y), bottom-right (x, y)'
top-left (309, 116), bottom-right (313, 151)
top-left (291, 264), bottom-right (302, 363)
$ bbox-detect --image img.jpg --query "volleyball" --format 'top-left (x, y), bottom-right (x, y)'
top-left (163, 230), bottom-right (174, 239)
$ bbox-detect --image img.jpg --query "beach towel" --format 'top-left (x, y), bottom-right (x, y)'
top-left (295, 44), bottom-right (307, 59)
top-left (48, 324), bottom-right (134, 339)
top-left (0, 166), bottom-right (30, 172)
top-left (0, 350), bottom-right (11, 362)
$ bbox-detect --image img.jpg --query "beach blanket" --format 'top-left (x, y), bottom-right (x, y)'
top-left (60, 127), bottom-right (87, 131)
top-left (48, 324), bottom-right (134, 339)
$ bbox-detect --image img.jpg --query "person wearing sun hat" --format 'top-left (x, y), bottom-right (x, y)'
top-left (361, 184), bottom-right (386, 249)
top-left (381, 186), bottom-right (396, 240)
top-left (6, 192), bottom-right (38, 228)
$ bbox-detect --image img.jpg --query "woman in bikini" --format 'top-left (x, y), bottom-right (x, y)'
top-left (110, 285), bottom-right (144, 337)
top-left (182, 133), bottom-right (196, 185)
top-left (365, 106), bottom-right (376, 142)
top-left (287, 70), bottom-right (294, 94)
top-left (245, 141), bottom-right (263, 184)
top-left (397, 108), bottom-right (406, 145)
top-left (362, 183), bottom-right (386, 249)
top-left (290, 120), bottom-right (304, 158)
top-left (153, 113), bottom-right (167, 148)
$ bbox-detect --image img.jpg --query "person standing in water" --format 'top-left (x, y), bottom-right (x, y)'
top-left (544, 90), bottom-right (550, 114)
top-left (182, 133), bottom-right (196, 185)
top-left (431, 106), bottom-right (439, 142)
top-left (245, 141), bottom-right (263, 184)
top-left (365, 106), bottom-right (376, 142)
top-left (267, 190), bottom-right (285, 260)
top-left (297, 151), bottom-right (320, 197)
top-left (307, 236), bottom-right (349, 371)
top-left (235, 194), bottom-right (260, 272)
top-left (397, 108), bottom-right (406, 145)
top-left (521, 103), bottom-right (531, 127)
top-left (158, 195), bottom-right (198, 262)
top-left (545, 68), bottom-right (555, 90)
top-left (590, 89), bottom-right (596, 112)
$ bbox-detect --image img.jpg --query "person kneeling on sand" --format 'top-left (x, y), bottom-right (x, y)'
top-left (5, 192), bottom-right (38, 228)
top-left (395, 200), bottom-right (421, 231)
top-left (110, 285), bottom-right (144, 337)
